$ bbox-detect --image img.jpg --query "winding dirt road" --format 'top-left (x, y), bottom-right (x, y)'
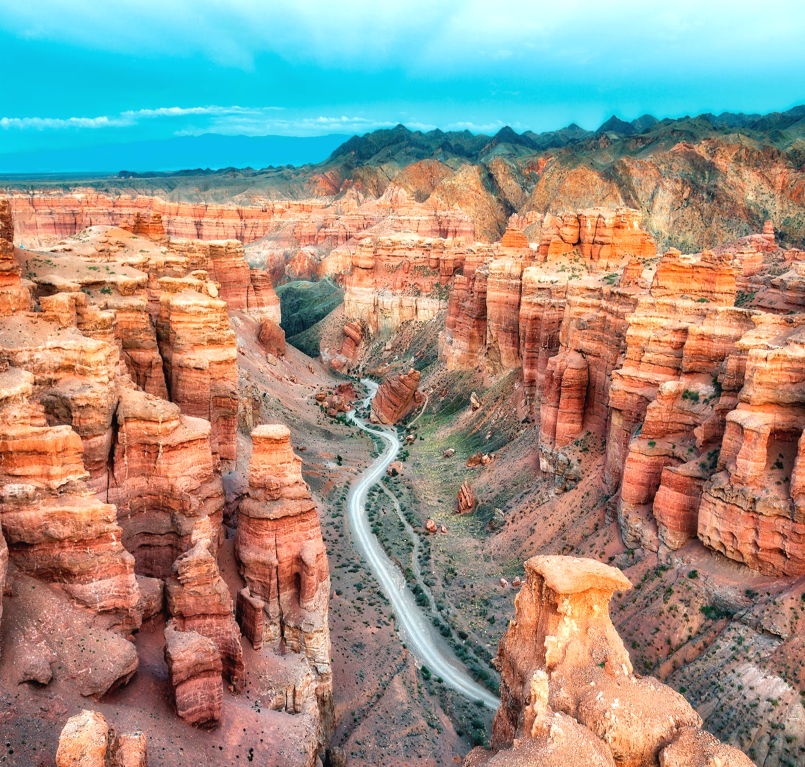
top-left (346, 380), bottom-right (499, 710)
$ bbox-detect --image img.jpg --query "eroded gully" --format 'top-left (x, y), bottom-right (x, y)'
top-left (346, 379), bottom-right (499, 710)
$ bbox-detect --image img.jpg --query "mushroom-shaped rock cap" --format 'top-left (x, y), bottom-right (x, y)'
top-left (252, 424), bottom-right (291, 442)
top-left (117, 388), bottom-right (181, 423)
top-left (525, 555), bottom-right (632, 595)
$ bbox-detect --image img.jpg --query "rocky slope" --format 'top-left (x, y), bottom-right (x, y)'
top-left (6, 104), bottom-right (805, 255)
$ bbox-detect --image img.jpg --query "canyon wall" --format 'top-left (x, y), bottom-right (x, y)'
top-left (9, 193), bottom-right (329, 247)
top-left (0, 198), bottom-right (332, 759)
top-left (441, 213), bottom-right (805, 576)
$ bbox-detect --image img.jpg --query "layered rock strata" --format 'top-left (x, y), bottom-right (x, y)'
top-left (0, 197), bottom-right (31, 316)
top-left (109, 389), bottom-right (225, 578)
top-left (473, 556), bottom-right (752, 766)
top-left (370, 368), bottom-right (423, 424)
top-left (343, 233), bottom-right (467, 336)
top-left (0, 313), bottom-right (121, 492)
top-left (537, 208), bottom-right (657, 265)
top-left (164, 619), bottom-right (224, 727)
top-left (157, 278), bottom-right (238, 461)
top-left (0, 365), bottom-right (141, 627)
top-left (235, 425), bottom-right (333, 743)
top-left (166, 541), bottom-right (245, 691)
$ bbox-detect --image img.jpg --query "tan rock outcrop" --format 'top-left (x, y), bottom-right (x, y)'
top-left (485, 556), bottom-right (749, 767)
top-left (57, 710), bottom-right (148, 767)
top-left (164, 619), bottom-right (224, 727)
top-left (235, 424), bottom-right (333, 743)
top-left (109, 389), bottom-right (225, 578)
top-left (659, 727), bottom-right (754, 767)
top-left (370, 368), bottom-right (423, 424)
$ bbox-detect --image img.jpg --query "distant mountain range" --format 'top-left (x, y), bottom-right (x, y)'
top-left (0, 133), bottom-right (351, 175)
top-left (4, 104), bottom-right (805, 252)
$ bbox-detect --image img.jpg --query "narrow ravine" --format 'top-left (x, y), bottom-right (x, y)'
top-left (347, 380), bottom-right (499, 711)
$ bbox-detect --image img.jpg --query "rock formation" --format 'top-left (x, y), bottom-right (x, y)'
top-left (235, 424), bottom-right (333, 744)
top-left (343, 233), bottom-right (467, 336)
top-left (259, 318), bottom-right (286, 358)
top-left (157, 278), bottom-right (238, 461)
top-left (537, 208), bottom-right (657, 265)
top-left (457, 481), bottom-right (476, 514)
top-left (56, 710), bottom-right (148, 767)
top-left (473, 556), bottom-right (752, 766)
top-left (109, 389), bottom-right (225, 578)
top-left (330, 320), bottom-right (363, 371)
top-left (0, 197), bottom-right (31, 316)
top-left (164, 619), bottom-right (224, 727)
top-left (248, 268), bottom-right (282, 324)
top-left (0, 365), bottom-right (141, 627)
top-left (370, 368), bottom-right (423, 424)
top-left (165, 540), bottom-right (245, 691)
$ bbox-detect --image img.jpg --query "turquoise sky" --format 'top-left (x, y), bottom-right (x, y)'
top-left (2, 0), bottom-right (804, 155)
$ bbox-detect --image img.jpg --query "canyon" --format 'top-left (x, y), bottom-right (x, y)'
top-left (1, 105), bottom-right (805, 767)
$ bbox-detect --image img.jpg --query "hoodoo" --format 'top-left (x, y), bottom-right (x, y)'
top-left (235, 424), bottom-right (334, 744)
top-left (469, 556), bottom-right (753, 767)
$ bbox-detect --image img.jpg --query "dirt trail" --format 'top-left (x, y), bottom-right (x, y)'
top-left (347, 380), bottom-right (498, 710)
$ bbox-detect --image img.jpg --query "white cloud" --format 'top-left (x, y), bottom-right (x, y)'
top-left (0, 115), bottom-right (129, 130)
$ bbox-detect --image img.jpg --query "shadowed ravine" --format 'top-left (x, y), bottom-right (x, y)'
top-left (347, 380), bottom-right (499, 710)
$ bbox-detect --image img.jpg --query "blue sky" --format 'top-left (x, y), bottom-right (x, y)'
top-left (2, 0), bottom-right (805, 156)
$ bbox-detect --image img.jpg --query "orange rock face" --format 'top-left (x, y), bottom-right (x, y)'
top-left (9, 193), bottom-right (320, 247)
top-left (0, 366), bottom-right (141, 628)
top-left (108, 389), bottom-right (225, 578)
top-left (56, 709), bottom-right (148, 767)
top-left (344, 233), bottom-right (467, 335)
top-left (441, 253), bottom-right (491, 369)
top-left (483, 556), bottom-right (748, 766)
top-left (121, 211), bottom-right (167, 241)
top-left (166, 541), bottom-right (245, 691)
top-left (485, 259), bottom-right (524, 371)
top-left (157, 284), bottom-right (238, 461)
top-left (370, 368), bottom-right (423, 424)
top-left (164, 620), bottom-right (224, 727)
top-left (247, 268), bottom-right (282, 324)
top-left (235, 424), bottom-right (333, 743)
top-left (696, 320), bottom-right (805, 576)
top-left (537, 208), bottom-right (656, 265)
top-left (258, 318), bottom-right (286, 358)
top-left (0, 199), bottom-right (31, 317)
top-left (0, 313), bottom-right (120, 492)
